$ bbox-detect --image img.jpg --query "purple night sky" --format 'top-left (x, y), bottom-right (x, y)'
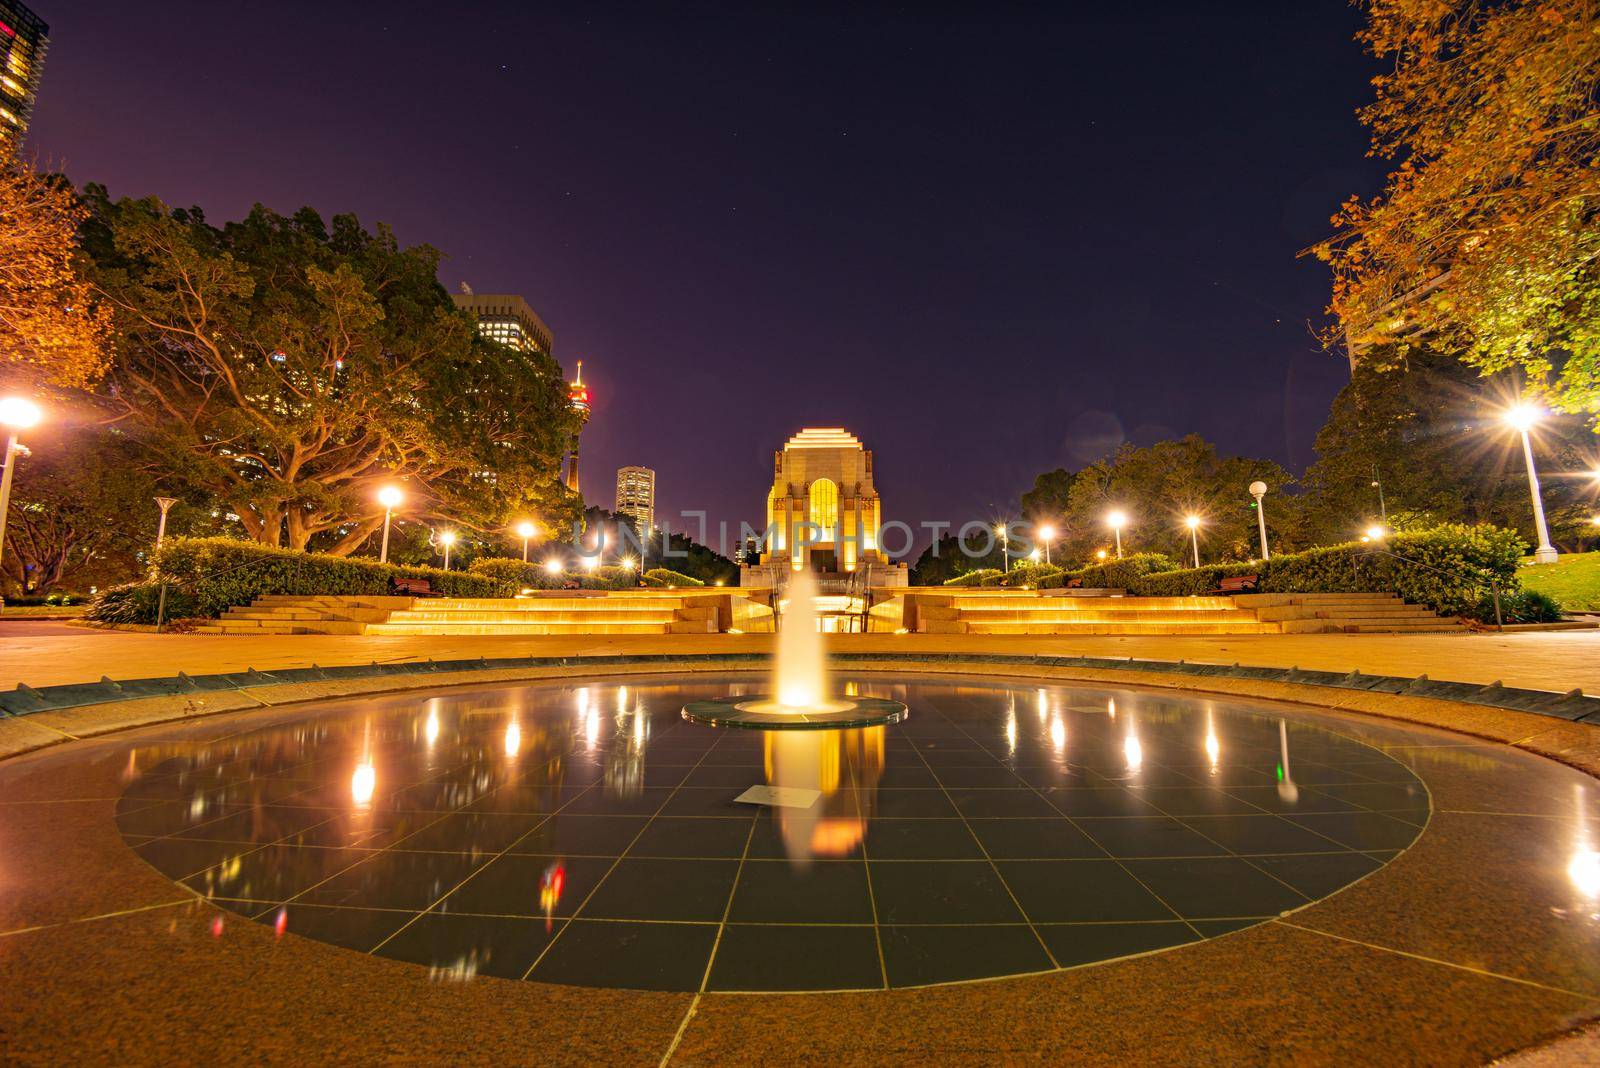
top-left (27, 1), bottom-right (1380, 557)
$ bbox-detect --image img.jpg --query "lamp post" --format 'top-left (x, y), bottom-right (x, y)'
top-left (377, 485), bottom-right (403, 564)
top-left (1370, 467), bottom-right (1388, 525)
top-left (1038, 524), bottom-right (1055, 566)
top-left (1106, 511), bottom-right (1126, 559)
top-left (516, 521), bottom-right (537, 563)
top-left (1184, 515), bottom-right (1201, 569)
top-left (438, 530), bottom-right (457, 570)
top-left (1504, 404), bottom-right (1559, 564)
top-left (0, 397), bottom-right (43, 577)
top-left (154, 497), bottom-right (178, 554)
top-left (1247, 481), bottom-right (1270, 560)
top-left (994, 523), bottom-right (1010, 573)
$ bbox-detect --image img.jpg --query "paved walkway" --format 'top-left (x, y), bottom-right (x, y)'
top-left (3, 623), bottom-right (1599, 694)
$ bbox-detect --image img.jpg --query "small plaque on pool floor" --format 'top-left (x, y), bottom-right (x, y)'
top-left (733, 785), bottom-right (820, 808)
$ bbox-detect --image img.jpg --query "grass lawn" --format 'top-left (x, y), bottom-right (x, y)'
top-left (1519, 552), bottom-right (1600, 613)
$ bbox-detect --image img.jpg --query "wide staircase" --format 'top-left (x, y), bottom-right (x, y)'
top-left (196, 591), bottom-right (727, 636)
top-left (911, 590), bottom-right (1463, 636)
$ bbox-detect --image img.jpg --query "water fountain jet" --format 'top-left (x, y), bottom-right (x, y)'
top-left (681, 568), bottom-right (907, 730)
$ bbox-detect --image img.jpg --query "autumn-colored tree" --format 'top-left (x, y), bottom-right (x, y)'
top-left (0, 163), bottom-right (110, 388)
top-left (79, 190), bottom-right (580, 554)
top-left (1317, 0), bottom-right (1600, 420)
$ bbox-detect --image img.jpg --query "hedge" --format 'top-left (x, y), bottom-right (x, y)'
top-left (1058, 552), bottom-right (1180, 590)
top-left (943, 568), bottom-right (1003, 587)
top-left (642, 568), bottom-right (705, 588)
top-left (579, 565), bottom-right (639, 591)
top-left (467, 557), bottom-right (567, 593)
top-left (998, 563), bottom-right (1064, 588)
top-left (145, 537), bottom-right (500, 618)
top-left (1123, 524), bottom-right (1527, 617)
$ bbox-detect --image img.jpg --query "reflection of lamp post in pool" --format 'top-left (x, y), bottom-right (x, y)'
top-left (1106, 511), bottom-right (1126, 559)
top-left (1503, 403), bottom-right (1559, 564)
top-left (1276, 720), bottom-right (1298, 804)
top-left (516, 521), bottom-right (538, 563)
top-left (437, 529), bottom-right (457, 570)
top-left (1184, 514), bottom-right (1201, 568)
top-left (153, 497), bottom-right (179, 553)
top-left (376, 485), bottom-right (403, 564)
top-left (1248, 481), bottom-right (1270, 560)
top-left (0, 397), bottom-right (44, 578)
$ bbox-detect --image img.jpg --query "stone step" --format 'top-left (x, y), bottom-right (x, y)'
top-left (383, 609), bottom-right (680, 624)
top-left (364, 621), bottom-right (674, 636)
top-left (951, 609), bottom-right (1261, 624)
top-left (963, 620), bottom-right (1282, 635)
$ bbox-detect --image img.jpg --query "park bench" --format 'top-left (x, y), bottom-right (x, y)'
top-left (1215, 574), bottom-right (1260, 595)
top-left (391, 576), bottom-right (443, 597)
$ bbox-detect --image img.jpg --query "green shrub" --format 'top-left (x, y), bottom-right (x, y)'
top-left (466, 556), bottom-right (568, 594)
top-left (84, 582), bottom-right (200, 625)
top-left (943, 568), bottom-right (1003, 587)
top-left (999, 563), bottom-right (1064, 588)
top-left (1129, 562), bottom-right (1260, 596)
top-left (153, 537), bottom-right (499, 617)
top-left (1121, 524), bottom-right (1525, 616)
top-left (642, 568), bottom-right (705, 588)
top-left (579, 565), bottom-right (638, 591)
top-left (1062, 552), bottom-right (1179, 590)
top-left (1469, 588), bottom-right (1562, 625)
top-left (1257, 524), bottom-right (1524, 616)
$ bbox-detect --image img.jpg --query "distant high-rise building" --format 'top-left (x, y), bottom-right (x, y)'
top-left (0, 2), bottom-right (48, 150)
top-left (451, 291), bottom-right (554, 355)
top-left (615, 466), bottom-right (655, 535)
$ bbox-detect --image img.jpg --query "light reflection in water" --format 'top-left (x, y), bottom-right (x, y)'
top-left (1036, 688), bottom-right (1049, 724)
top-left (1204, 710), bottom-right (1221, 772)
top-left (350, 762), bottom-right (376, 807)
top-left (764, 727), bottom-right (884, 867)
top-left (424, 708), bottom-right (441, 747)
top-left (1050, 715), bottom-right (1067, 755)
top-left (504, 720), bottom-right (522, 759)
top-left (1570, 785), bottom-right (1599, 900)
top-left (1123, 724), bottom-right (1142, 771)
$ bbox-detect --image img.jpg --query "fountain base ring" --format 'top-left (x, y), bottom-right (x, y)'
top-left (681, 695), bottom-right (908, 730)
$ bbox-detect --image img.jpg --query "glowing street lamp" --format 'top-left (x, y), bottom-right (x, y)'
top-left (1106, 511), bottom-right (1126, 559)
top-left (1038, 524), bottom-right (1056, 566)
top-left (1096, 549), bottom-right (1108, 561)
top-left (1502, 403), bottom-right (1558, 564)
top-left (1364, 524), bottom-right (1386, 542)
top-left (1184, 515), bottom-right (1201, 568)
top-left (543, 556), bottom-right (564, 576)
top-left (437, 529), bottom-right (458, 570)
top-left (515, 520), bottom-right (538, 562)
top-left (1248, 481), bottom-right (1270, 560)
top-left (0, 397), bottom-right (44, 577)
top-left (994, 523), bottom-right (1010, 573)
top-left (376, 485), bottom-right (403, 564)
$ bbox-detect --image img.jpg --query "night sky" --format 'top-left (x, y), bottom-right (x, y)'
top-left (28, 1), bottom-right (1382, 557)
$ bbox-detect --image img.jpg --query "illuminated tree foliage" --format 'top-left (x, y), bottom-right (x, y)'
top-left (1318, 0), bottom-right (1600, 420)
top-left (0, 163), bottom-right (110, 388)
top-left (1025, 436), bottom-right (1293, 566)
top-left (79, 190), bottom-right (580, 554)
top-left (1298, 346), bottom-right (1596, 545)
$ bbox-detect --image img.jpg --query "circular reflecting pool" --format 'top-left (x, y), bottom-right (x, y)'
top-left (116, 674), bottom-right (1428, 992)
